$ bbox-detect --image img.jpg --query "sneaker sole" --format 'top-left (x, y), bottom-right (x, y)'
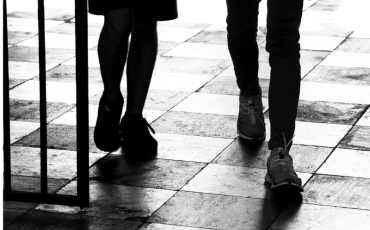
top-left (265, 173), bottom-right (303, 193)
top-left (237, 129), bottom-right (266, 141)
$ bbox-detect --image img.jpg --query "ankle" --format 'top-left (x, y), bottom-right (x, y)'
top-left (102, 91), bottom-right (123, 101)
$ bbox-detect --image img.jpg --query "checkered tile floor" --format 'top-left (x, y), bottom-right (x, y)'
top-left (4, 0), bottom-right (370, 229)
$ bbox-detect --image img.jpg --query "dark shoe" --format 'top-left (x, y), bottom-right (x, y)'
top-left (265, 134), bottom-right (303, 193)
top-left (237, 87), bottom-right (266, 140)
top-left (120, 114), bottom-right (157, 155)
top-left (94, 95), bottom-right (124, 152)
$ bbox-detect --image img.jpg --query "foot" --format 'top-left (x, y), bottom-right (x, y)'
top-left (265, 143), bottom-right (303, 193)
top-left (120, 113), bottom-right (157, 155)
top-left (237, 87), bottom-right (266, 140)
top-left (94, 94), bottom-right (124, 152)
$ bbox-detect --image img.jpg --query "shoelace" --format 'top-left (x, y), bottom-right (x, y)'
top-left (242, 98), bottom-right (264, 125)
top-left (144, 118), bottom-right (156, 134)
top-left (278, 133), bottom-right (295, 159)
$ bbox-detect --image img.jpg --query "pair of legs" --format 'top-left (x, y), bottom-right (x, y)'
top-left (98, 8), bottom-right (157, 114)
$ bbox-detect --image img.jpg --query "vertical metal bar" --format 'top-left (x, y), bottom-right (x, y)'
top-left (3, 0), bottom-right (11, 193)
top-left (75, 0), bottom-right (90, 208)
top-left (38, 0), bottom-right (48, 194)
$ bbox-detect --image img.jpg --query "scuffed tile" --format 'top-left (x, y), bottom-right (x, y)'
top-left (7, 31), bottom-right (37, 45)
top-left (11, 146), bottom-right (105, 179)
top-left (357, 108), bottom-right (370, 126)
top-left (299, 50), bottom-right (331, 66)
top-left (303, 65), bottom-right (370, 86)
top-left (148, 191), bottom-right (286, 230)
top-left (140, 223), bottom-right (206, 230)
top-left (8, 46), bottom-right (76, 64)
top-left (320, 51), bottom-right (370, 68)
top-left (10, 121), bottom-right (39, 144)
top-left (303, 174), bottom-right (370, 210)
top-left (186, 30), bottom-right (228, 45)
top-left (150, 72), bottom-right (213, 92)
top-left (158, 21), bottom-right (210, 30)
top-left (317, 148), bottom-right (370, 178)
top-left (10, 99), bottom-right (75, 123)
top-left (89, 155), bottom-right (206, 190)
top-left (10, 175), bottom-right (69, 194)
top-left (60, 50), bottom-right (100, 67)
top-left (339, 126), bottom-right (370, 150)
top-left (300, 21), bottom-right (353, 37)
top-left (7, 18), bottom-right (63, 32)
top-left (5, 211), bottom-right (141, 230)
top-left (9, 79), bottom-right (26, 90)
top-left (307, 0), bottom-right (341, 12)
top-left (158, 41), bottom-right (179, 55)
top-left (154, 56), bottom-right (232, 77)
top-left (270, 203), bottom-right (370, 230)
top-left (267, 100), bottom-right (368, 125)
top-left (300, 35), bottom-right (345, 51)
top-left (41, 181), bottom-right (176, 220)
top-left (300, 81), bottom-right (370, 104)
top-left (336, 37), bottom-right (370, 53)
top-left (182, 164), bottom-right (310, 199)
top-left (14, 124), bottom-right (104, 153)
top-left (204, 23), bottom-right (227, 32)
top-left (7, 9), bottom-right (74, 21)
top-left (46, 22), bottom-right (103, 36)
top-left (9, 61), bottom-right (57, 80)
top-left (151, 111), bottom-right (238, 139)
top-left (135, 133), bottom-right (234, 163)
top-left (158, 27), bottom-right (205, 43)
top-left (164, 43), bottom-right (231, 60)
top-left (213, 139), bottom-right (332, 173)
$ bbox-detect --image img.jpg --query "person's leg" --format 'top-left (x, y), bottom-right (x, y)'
top-left (226, 0), bottom-right (266, 140)
top-left (94, 8), bottom-right (134, 152)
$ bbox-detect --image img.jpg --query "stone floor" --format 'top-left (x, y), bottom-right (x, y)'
top-left (3, 0), bottom-right (370, 229)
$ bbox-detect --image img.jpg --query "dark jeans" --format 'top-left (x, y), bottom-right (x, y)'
top-left (226, 0), bottom-right (304, 150)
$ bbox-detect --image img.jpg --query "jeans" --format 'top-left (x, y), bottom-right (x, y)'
top-left (226, 0), bottom-right (304, 149)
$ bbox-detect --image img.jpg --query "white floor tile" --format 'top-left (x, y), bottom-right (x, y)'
top-left (10, 121), bottom-right (39, 144)
top-left (357, 108), bottom-right (370, 126)
top-left (300, 35), bottom-right (345, 51)
top-left (158, 27), bottom-right (205, 43)
top-left (9, 61), bottom-right (57, 80)
top-left (164, 43), bottom-right (231, 60)
top-left (150, 72), bottom-right (212, 92)
top-left (320, 51), bottom-right (370, 68)
top-left (7, 18), bottom-right (63, 33)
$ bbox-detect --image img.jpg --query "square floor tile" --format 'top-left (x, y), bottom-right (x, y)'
top-left (148, 191), bottom-right (286, 230)
top-left (182, 164), bottom-right (311, 200)
top-left (9, 79), bottom-right (26, 90)
top-left (9, 175), bottom-right (69, 194)
top-left (339, 126), bottom-right (370, 151)
top-left (9, 80), bottom-right (103, 104)
top-left (158, 27), bottom-right (205, 43)
top-left (9, 61), bottom-right (57, 80)
top-left (8, 46), bottom-right (76, 64)
top-left (213, 139), bottom-right (332, 173)
top-left (139, 223), bottom-right (205, 230)
top-left (172, 92), bottom-right (268, 115)
top-left (266, 100), bottom-right (368, 125)
top-left (357, 108), bottom-right (370, 126)
top-left (151, 111), bottom-right (238, 139)
top-left (150, 72), bottom-right (213, 92)
top-left (303, 65), bottom-right (370, 86)
top-left (317, 148), bottom-right (370, 178)
top-left (129, 133), bottom-right (234, 163)
top-left (158, 41), bottom-right (180, 55)
top-left (303, 174), bottom-right (370, 210)
top-left (270, 203), bottom-right (370, 230)
top-left (300, 81), bottom-right (370, 104)
top-left (5, 210), bottom-right (141, 230)
top-left (11, 146), bottom-right (105, 179)
top-left (46, 22), bottom-right (103, 36)
top-left (90, 155), bottom-right (206, 190)
top-left (8, 8), bottom-right (75, 21)
top-left (3, 209), bottom-right (28, 229)
top-left (10, 121), bottom-right (39, 144)
top-left (300, 35), bottom-right (345, 51)
top-left (10, 99), bottom-right (75, 123)
top-left (299, 21), bottom-right (353, 37)
top-left (154, 56), bottom-right (232, 77)
top-left (164, 43), bottom-right (231, 60)
top-left (63, 50), bottom-right (100, 67)
top-left (7, 31), bottom-right (37, 45)
top-left (351, 21), bottom-right (370, 38)
top-left (320, 51), bottom-right (370, 68)
top-left (7, 17), bottom-right (63, 32)
top-left (14, 124), bottom-right (104, 153)
top-left (336, 37), bottom-right (370, 53)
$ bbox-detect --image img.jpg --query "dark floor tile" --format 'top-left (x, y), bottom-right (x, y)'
top-left (307, 0), bottom-right (341, 12)
top-left (14, 124), bottom-right (103, 153)
top-left (303, 65), bottom-right (370, 85)
top-left (5, 211), bottom-right (140, 230)
top-left (8, 46), bottom-right (75, 64)
top-left (8, 31), bottom-right (37, 45)
top-left (148, 191), bottom-right (286, 230)
top-left (32, 65), bottom-right (103, 85)
top-left (8, 175), bottom-right (69, 193)
top-left (10, 99), bottom-right (75, 123)
top-left (303, 174), bottom-right (370, 210)
top-left (339, 126), bottom-right (370, 150)
top-left (90, 155), bottom-right (206, 190)
top-left (3, 209), bottom-right (28, 229)
top-left (154, 56), bottom-right (232, 77)
top-left (151, 111), bottom-right (238, 138)
top-left (8, 9), bottom-right (74, 21)
top-left (266, 100), bottom-right (368, 125)
top-left (336, 37), bottom-right (370, 53)
top-left (3, 201), bottom-right (38, 211)
top-left (89, 89), bottom-right (190, 111)
top-left (9, 79), bottom-right (27, 90)
top-left (213, 139), bottom-right (332, 173)
top-left (46, 22), bottom-right (103, 36)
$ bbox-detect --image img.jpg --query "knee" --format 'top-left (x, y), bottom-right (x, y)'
top-left (132, 20), bottom-right (157, 41)
top-left (103, 9), bottom-right (135, 40)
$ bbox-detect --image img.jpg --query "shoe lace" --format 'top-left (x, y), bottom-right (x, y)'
top-left (144, 118), bottom-right (156, 134)
top-left (245, 98), bottom-right (264, 125)
top-left (278, 133), bottom-right (294, 159)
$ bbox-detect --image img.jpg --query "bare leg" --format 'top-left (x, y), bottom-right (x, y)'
top-left (98, 8), bottom-right (134, 100)
top-left (126, 20), bottom-right (158, 114)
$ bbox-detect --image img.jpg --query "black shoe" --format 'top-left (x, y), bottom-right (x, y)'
top-left (120, 113), bottom-right (157, 155)
top-left (94, 95), bottom-right (124, 152)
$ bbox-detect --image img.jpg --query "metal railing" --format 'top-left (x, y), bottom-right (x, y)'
top-left (3, 0), bottom-right (90, 208)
